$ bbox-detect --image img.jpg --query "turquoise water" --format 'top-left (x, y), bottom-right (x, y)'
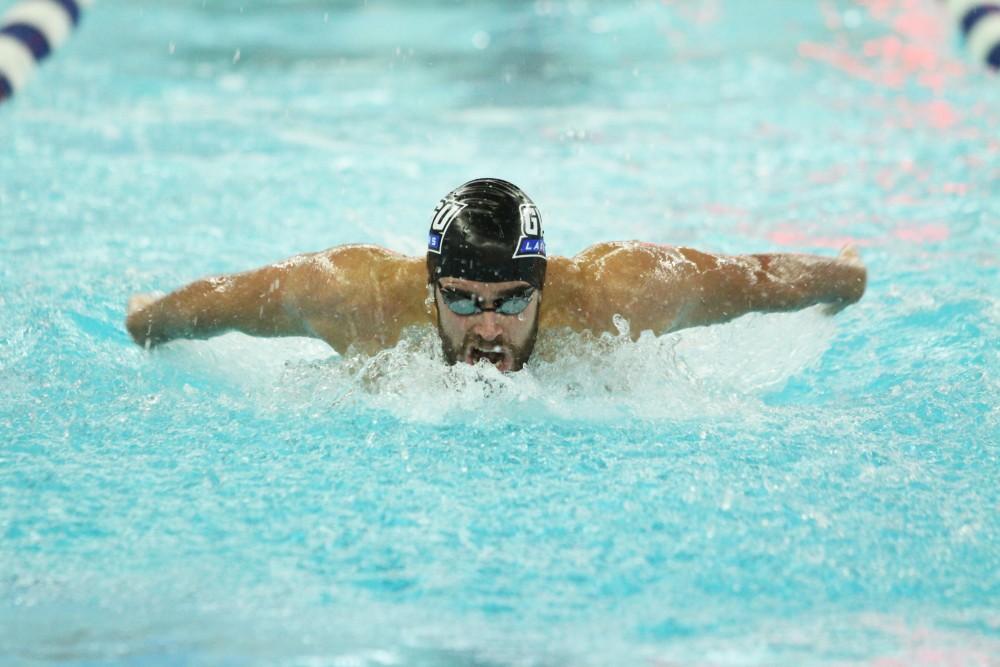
top-left (2, 0), bottom-right (998, 664)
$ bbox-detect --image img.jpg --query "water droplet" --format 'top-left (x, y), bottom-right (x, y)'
top-left (612, 313), bottom-right (630, 337)
top-left (472, 31), bottom-right (491, 50)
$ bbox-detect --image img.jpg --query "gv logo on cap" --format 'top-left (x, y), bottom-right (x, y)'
top-left (513, 204), bottom-right (546, 259)
top-left (428, 198), bottom-right (467, 254)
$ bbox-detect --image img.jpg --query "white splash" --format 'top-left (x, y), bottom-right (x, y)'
top-left (152, 306), bottom-right (837, 423)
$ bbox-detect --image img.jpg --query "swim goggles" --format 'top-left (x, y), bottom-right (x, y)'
top-left (437, 284), bottom-right (535, 316)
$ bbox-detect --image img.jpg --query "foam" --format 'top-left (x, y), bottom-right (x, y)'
top-left (152, 307), bottom-right (837, 424)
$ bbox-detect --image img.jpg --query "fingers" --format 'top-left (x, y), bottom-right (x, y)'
top-left (838, 245), bottom-right (867, 274)
top-left (839, 244), bottom-right (860, 262)
top-left (127, 293), bottom-right (158, 316)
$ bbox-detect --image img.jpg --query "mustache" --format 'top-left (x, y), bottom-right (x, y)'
top-left (464, 335), bottom-right (510, 350)
top-left (435, 309), bottom-right (539, 371)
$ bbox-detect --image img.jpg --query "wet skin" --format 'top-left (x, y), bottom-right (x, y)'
top-left (433, 277), bottom-right (540, 372)
top-left (125, 242), bottom-right (867, 363)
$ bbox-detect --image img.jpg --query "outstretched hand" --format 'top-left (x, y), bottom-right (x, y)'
top-left (127, 293), bottom-right (159, 317)
top-left (125, 293), bottom-right (165, 346)
top-left (838, 244), bottom-right (863, 267)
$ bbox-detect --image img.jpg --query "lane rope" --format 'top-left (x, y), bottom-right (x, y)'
top-left (0, 0), bottom-right (92, 104)
top-left (942, 0), bottom-right (1000, 70)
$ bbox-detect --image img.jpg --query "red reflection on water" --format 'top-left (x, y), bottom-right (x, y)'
top-left (940, 182), bottom-right (970, 195)
top-left (864, 616), bottom-right (1000, 667)
top-left (893, 223), bottom-right (950, 242)
top-left (799, 0), bottom-right (967, 97)
top-left (767, 222), bottom-right (951, 248)
top-left (918, 98), bottom-right (960, 129)
top-left (807, 163), bottom-right (856, 185)
top-left (660, 0), bottom-right (721, 26)
top-left (701, 202), bottom-right (750, 219)
top-left (874, 158), bottom-right (931, 191)
top-left (769, 229), bottom-right (874, 248)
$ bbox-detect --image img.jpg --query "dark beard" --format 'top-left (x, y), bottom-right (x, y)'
top-left (437, 313), bottom-right (539, 372)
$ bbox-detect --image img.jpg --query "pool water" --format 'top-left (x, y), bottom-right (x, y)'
top-left (1, 0), bottom-right (998, 664)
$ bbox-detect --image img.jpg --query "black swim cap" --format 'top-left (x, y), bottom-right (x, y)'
top-left (426, 178), bottom-right (547, 290)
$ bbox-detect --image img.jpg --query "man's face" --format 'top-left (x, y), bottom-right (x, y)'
top-left (433, 277), bottom-right (541, 372)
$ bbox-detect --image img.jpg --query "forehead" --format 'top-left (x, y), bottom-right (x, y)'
top-left (438, 277), bottom-right (532, 294)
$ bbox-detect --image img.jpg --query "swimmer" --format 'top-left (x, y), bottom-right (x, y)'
top-left (125, 178), bottom-right (867, 372)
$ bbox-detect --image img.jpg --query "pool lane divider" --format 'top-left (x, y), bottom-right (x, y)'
top-left (0, 0), bottom-right (92, 104)
top-left (942, 0), bottom-right (1000, 70)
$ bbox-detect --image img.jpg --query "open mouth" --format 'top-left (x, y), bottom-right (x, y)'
top-left (466, 344), bottom-right (511, 371)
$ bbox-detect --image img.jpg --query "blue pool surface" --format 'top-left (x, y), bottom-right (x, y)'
top-left (1, 0), bottom-right (998, 665)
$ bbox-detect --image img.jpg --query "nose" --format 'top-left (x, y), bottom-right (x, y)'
top-left (471, 310), bottom-right (503, 341)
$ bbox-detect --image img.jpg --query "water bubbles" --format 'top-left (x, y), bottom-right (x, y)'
top-left (201, 307), bottom-right (836, 424)
top-left (534, 0), bottom-right (555, 17)
top-left (719, 489), bottom-right (734, 511)
top-left (471, 31), bottom-right (491, 50)
top-left (611, 313), bottom-right (630, 337)
top-left (589, 17), bottom-right (611, 34)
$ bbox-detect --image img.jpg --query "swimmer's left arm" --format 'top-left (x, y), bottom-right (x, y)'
top-left (674, 245), bottom-right (867, 329)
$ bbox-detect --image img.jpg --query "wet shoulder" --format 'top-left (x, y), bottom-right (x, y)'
top-left (571, 241), bottom-right (691, 272)
top-left (322, 244), bottom-right (418, 275)
top-left (540, 242), bottom-right (697, 335)
top-left (321, 244), bottom-right (427, 316)
top-left (538, 254), bottom-right (589, 330)
top-left (278, 244), bottom-right (423, 287)
top-left (282, 245), bottom-right (429, 352)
